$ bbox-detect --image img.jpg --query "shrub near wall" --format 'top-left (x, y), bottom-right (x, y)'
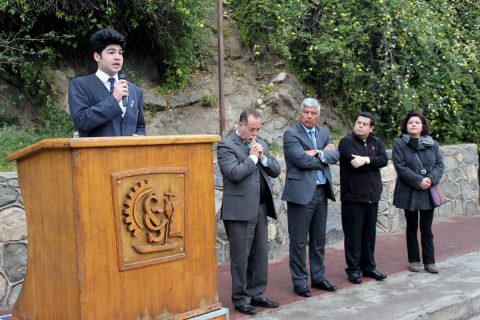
top-left (230, 0), bottom-right (480, 145)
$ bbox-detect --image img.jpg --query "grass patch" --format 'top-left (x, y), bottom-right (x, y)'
top-left (0, 126), bottom-right (71, 172)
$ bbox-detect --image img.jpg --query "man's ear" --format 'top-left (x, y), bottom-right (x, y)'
top-left (93, 52), bottom-right (101, 63)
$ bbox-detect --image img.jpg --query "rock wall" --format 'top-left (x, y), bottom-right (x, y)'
top-left (0, 173), bottom-right (26, 308)
top-left (214, 144), bottom-right (479, 263)
top-left (0, 144), bottom-right (478, 309)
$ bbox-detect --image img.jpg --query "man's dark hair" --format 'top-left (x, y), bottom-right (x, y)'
top-left (401, 111), bottom-right (430, 135)
top-left (89, 28), bottom-right (126, 54)
top-left (358, 111), bottom-right (376, 127)
top-left (239, 109), bottom-right (261, 125)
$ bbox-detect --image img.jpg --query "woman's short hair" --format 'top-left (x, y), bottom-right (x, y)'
top-left (401, 111), bottom-right (430, 136)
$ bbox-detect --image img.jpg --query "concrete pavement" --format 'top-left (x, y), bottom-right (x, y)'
top-left (218, 215), bottom-right (480, 320)
top-left (255, 250), bottom-right (480, 320)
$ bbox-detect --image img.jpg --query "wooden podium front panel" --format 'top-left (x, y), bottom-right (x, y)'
top-left (72, 143), bottom-right (218, 319)
top-left (13, 149), bottom-right (80, 320)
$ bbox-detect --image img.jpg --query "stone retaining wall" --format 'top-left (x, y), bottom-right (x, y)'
top-left (214, 144), bottom-right (479, 263)
top-left (0, 173), bottom-right (26, 309)
top-left (0, 144), bottom-right (478, 309)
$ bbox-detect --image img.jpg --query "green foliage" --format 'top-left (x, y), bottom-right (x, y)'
top-left (200, 93), bottom-right (218, 108)
top-left (229, 0), bottom-right (480, 145)
top-left (0, 125), bottom-right (71, 171)
top-left (0, 0), bottom-right (214, 86)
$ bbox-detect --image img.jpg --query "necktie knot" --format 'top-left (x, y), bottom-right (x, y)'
top-left (108, 77), bottom-right (115, 93)
top-left (245, 141), bottom-right (251, 151)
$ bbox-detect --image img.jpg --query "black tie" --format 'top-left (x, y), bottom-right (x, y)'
top-left (108, 77), bottom-right (115, 94)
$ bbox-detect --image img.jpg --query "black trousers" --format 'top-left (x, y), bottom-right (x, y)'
top-left (404, 209), bottom-right (435, 264)
top-left (341, 201), bottom-right (378, 273)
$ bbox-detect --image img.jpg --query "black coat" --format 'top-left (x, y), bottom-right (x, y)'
top-left (338, 133), bottom-right (388, 203)
top-left (392, 134), bottom-right (445, 211)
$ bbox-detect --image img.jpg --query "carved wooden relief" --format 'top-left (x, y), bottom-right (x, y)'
top-left (111, 168), bottom-right (187, 270)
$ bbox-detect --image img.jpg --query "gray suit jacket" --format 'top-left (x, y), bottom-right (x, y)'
top-left (217, 133), bottom-right (281, 221)
top-left (282, 122), bottom-right (339, 205)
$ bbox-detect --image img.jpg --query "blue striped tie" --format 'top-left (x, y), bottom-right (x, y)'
top-left (108, 77), bottom-right (115, 94)
top-left (308, 130), bottom-right (326, 184)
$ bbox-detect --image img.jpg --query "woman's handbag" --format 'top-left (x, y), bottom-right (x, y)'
top-left (414, 153), bottom-right (446, 207)
top-left (429, 184), bottom-right (446, 207)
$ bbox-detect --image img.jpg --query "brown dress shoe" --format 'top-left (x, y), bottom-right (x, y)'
top-left (408, 262), bottom-right (422, 272)
top-left (424, 264), bottom-right (439, 274)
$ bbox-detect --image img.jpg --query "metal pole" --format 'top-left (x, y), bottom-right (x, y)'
top-left (217, 0), bottom-right (226, 137)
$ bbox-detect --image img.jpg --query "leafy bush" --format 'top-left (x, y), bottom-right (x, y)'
top-left (0, 0), bottom-right (214, 163)
top-left (229, 0), bottom-right (480, 145)
top-left (0, 0), bottom-right (213, 87)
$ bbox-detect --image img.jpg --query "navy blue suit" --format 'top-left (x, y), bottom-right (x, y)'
top-left (68, 74), bottom-right (146, 137)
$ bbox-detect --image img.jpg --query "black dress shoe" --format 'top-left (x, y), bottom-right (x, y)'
top-left (348, 274), bottom-right (362, 284)
top-left (252, 297), bottom-right (279, 308)
top-left (234, 304), bottom-right (257, 315)
top-left (294, 285), bottom-right (311, 297)
top-left (346, 269), bottom-right (362, 284)
top-left (312, 279), bottom-right (337, 292)
top-left (363, 269), bottom-right (387, 281)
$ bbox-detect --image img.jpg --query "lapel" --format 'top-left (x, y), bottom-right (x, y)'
top-left (122, 84), bottom-right (136, 124)
top-left (296, 122), bottom-right (316, 149)
top-left (232, 133), bottom-right (249, 156)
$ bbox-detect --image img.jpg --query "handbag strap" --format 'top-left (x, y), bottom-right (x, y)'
top-left (413, 153), bottom-right (427, 175)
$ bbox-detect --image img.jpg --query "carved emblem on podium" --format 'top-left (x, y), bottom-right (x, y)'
top-left (123, 181), bottom-right (183, 253)
top-left (111, 168), bottom-right (187, 270)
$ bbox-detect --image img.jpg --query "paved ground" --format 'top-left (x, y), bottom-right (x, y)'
top-left (2, 215), bottom-right (479, 319)
top-left (217, 215), bottom-right (480, 320)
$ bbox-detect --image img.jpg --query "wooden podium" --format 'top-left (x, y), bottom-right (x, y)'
top-left (7, 135), bottom-right (227, 320)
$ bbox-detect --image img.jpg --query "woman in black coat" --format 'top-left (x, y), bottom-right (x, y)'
top-left (392, 112), bottom-right (445, 274)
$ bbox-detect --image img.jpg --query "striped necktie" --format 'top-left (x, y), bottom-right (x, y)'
top-left (108, 77), bottom-right (115, 94)
top-left (308, 130), bottom-right (326, 184)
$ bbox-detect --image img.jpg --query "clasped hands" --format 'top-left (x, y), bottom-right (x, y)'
top-left (249, 137), bottom-right (265, 160)
top-left (419, 177), bottom-right (432, 189)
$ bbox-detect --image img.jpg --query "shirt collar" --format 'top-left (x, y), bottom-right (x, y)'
top-left (300, 123), bottom-right (315, 135)
top-left (95, 69), bottom-right (118, 83)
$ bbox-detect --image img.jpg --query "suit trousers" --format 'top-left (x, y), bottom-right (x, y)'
top-left (287, 185), bottom-right (328, 287)
top-left (223, 203), bottom-right (268, 306)
top-left (404, 209), bottom-right (435, 264)
top-left (341, 201), bottom-right (378, 273)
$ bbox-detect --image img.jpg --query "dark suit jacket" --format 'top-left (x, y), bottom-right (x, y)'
top-left (68, 74), bottom-right (146, 137)
top-left (217, 133), bottom-right (281, 221)
top-left (282, 121), bottom-right (339, 205)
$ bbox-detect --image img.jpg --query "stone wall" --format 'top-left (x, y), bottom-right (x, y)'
top-left (0, 144), bottom-right (478, 309)
top-left (0, 173), bottom-right (26, 308)
top-left (214, 144), bottom-right (479, 263)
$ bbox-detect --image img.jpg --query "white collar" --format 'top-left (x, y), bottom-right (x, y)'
top-left (95, 69), bottom-right (118, 83)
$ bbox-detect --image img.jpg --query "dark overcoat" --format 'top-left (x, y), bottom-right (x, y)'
top-left (392, 134), bottom-right (445, 211)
